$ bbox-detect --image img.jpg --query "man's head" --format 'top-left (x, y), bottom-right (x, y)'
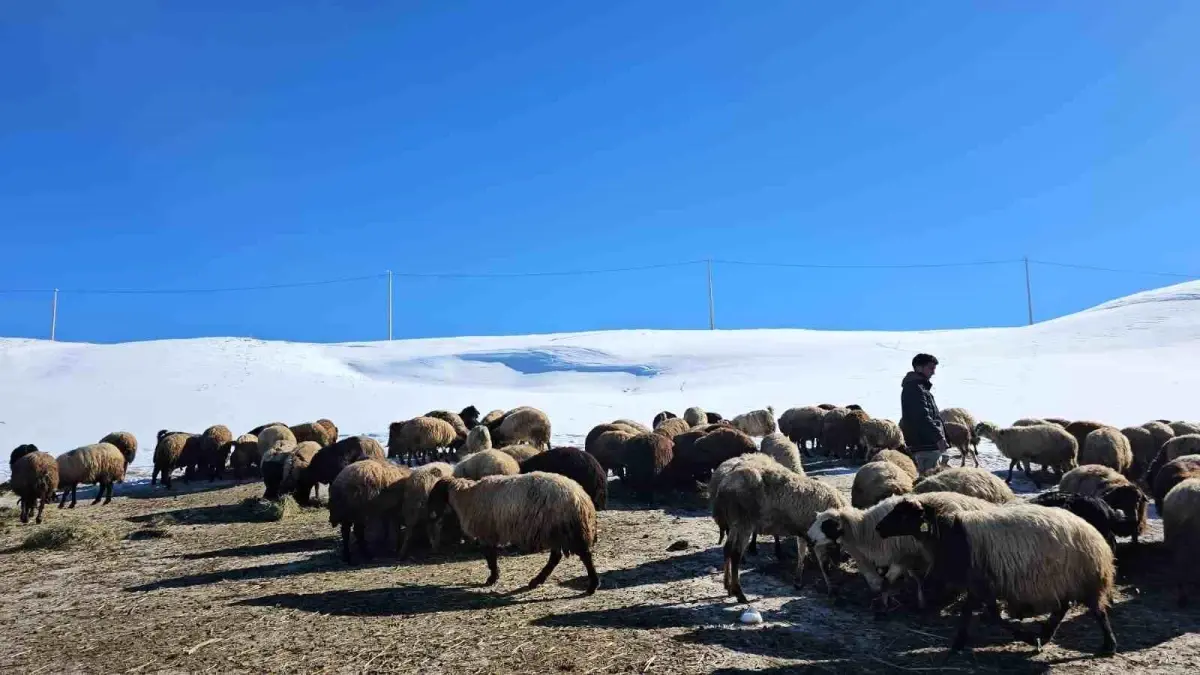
top-left (912, 353), bottom-right (939, 379)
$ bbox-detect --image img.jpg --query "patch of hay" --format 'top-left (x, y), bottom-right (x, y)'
top-left (22, 521), bottom-right (114, 551)
top-left (127, 527), bottom-right (172, 541)
top-left (241, 496), bottom-right (299, 522)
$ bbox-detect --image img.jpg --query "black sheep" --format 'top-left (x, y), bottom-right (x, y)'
top-left (652, 411), bottom-right (678, 429)
top-left (1030, 491), bottom-right (1121, 550)
top-left (519, 446), bottom-right (608, 510)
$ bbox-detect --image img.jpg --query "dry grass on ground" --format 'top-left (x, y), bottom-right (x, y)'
top-left (0, 461), bottom-right (1198, 674)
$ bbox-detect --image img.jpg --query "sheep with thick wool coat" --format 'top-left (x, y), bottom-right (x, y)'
top-left (808, 491), bottom-right (995, 607)
top-left (714, 460), bottom-right (847, 602)
top-left (57, 442), bottom-right (126, 508)
top-left (914, 467), bottom-right (1015, 505)
top-left (152, 431), bottom-right (199, 489)
top-left (1012, 418), bottom-right (1050, 427)
top-left (684, 406), bottom-right (707, 428)
top-left (1081, 427), bottom-right (1134, 475)
top-left (707, 453), bottom-right (784, 554)
top-left (732, 407), bottom-right (777, 437)
top-left (260, 438), bottom-right (299, 500)
top-left (974, 422), bottom-right (1077, 486)
top-left (520, 447), bottom-right (608, 510)
top-left (454, 449), bottom-right (520, 480)
top-left (820, 408), bottom-right (854, 458)
top-left (425, 410), bottom-right (470, 444)
top-left (1170, 421), bottom-right (1200, 438)
top-left (230, 434), bottom-right (260, 479)
top-left (875, 498), bottom-right (1117, 655)
top-left (779, 406), bottom-right (828, 452)
top-left (1146, 435), bottom-right (1200, 486)
top-left (1057, 464), bottom-right (1149, 543)
top-left (759, 433), bottom-right (804, 475)
top-left (427, 472), bottom-right (600, 593)
top-left (11, 450), bottom-right (59, 524)
top-left (463, 425), bottom-right (492, 457)
top-left (291, 436), bottom-right (386, 505)
top-left (657, 429), bottom-right (715, 489)
top-left (1152, 455), bottom-right (1200, 517)
top-left (279, 441), bottom-right (321, 500)
top-left (672, 428), bottom-right (756, 484)
top-left (329, 459), bottom-right (411, 563)
top-left (612, 419), bottom-right (651, 434)
top-left (586, 427), bottom-right (635, 478)
top-left (291, 421), bottom-right (337, 448)
top-left (1163, 478), bottom-right (1200, 606)
top-left (859, 418), bottom-right (904, 456)
top-left (1141, 421), bottom-right (1175, 452)
top-left (652, 411), bottom-right (677, 429)
top-left (940, 407), bottom-right (981, 456)
top-left (316, 418), bottom-right (339, 442)
top-left (1065, 420), bottom-right (1108, 451)
top-left (493, 407), bottom-right (552, 450)
top-left (871, 449), bottom-right (918, 482)
top-left (10, 443), bottom-right (39, 465)
top-left (480, 409), bottom-right (505, 428)
top-left (371, 461), bottom-right (455, 558)
top-left (943, 421), bottom-right (978, 467)
top-left (257, 425), bottom-right (297, 459)
top-left (99, 431), bottom-right (137, 467)
top-left (195, 424), bottom-right (234, 481)
top-left (621, 432), bottom-right (674, 498)
top-left (459, 406), bottom-right (481, 430)
top-left (843, 409), bottom-right (872, 461)
top-left (497, 444), bottom-right (542, 463)
top-left (388, 417), bottom-right (458, 463)
top-left (1121, 426), bottom-right (1158, 482)
top-left (1030, 491), bottom-right (1128, 551)
top-left (653, 417), bottom-right (691, 439)
top-left (852, 460), bottom-right (914, 508)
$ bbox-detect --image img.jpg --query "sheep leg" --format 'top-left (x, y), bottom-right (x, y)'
top-left (579, 549), bottom-right (599, 595)
top-left (92, 482), bottom-right (106, 505)
top-left (1022, 463), bottom-right (1040, 488)
top-left (58, 486), bottom-right (70, 509)
top-left (1087, 599), bottom-right (1117, 655)
top-left (151, 468), bottom-right (159, 485)
top-left (18, 498), bottom-right (29, 524)
top-left (728, 545), bottom-right (749, 603)
top-left (36, 497), bottom-right (47, 524)
top-left (340, 522), bottom-right (353, 564)
top-left (528, 550), bottom-right (563, 590)
top-left (69, 485), bottom-right (78, 508)
top-left (354, 520), bottom-right (372, 561)
top-left (483, 546), bottom-right (501, 586)
top-left (397, 526), bottom-right (415, 559)
top-left (1006, 460), bottom-right (1017, 484)
top-left (748, 532), bottom-right (758, 556)
top-left (1033, 600), bottom-right (1071, 652)
top-left (774, 536), bottom-right (785, 560)
top-left (104, 481), bottom-right (115, 505)
top-left (950, 591), bottom-right (980, 653)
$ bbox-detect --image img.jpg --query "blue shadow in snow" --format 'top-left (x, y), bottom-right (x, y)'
top-left (458, 348), bottom-right (661, 378)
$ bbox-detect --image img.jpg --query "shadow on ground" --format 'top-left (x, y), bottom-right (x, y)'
top-left (236, 583), bottom-right (558, 617)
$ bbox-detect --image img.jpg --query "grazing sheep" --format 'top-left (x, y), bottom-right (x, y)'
top-left (10, 444), bottom-right (40, 465)
top-left (196, 424), bottom-right (234, 481)
top-left (480, 409), bottom-right (505, 428)
top-left (1121, 426), bottom-right (1158, 482)
top-left (1163, 478), bottom-right (1200, 606)
top-left (372, 461), bottom-right (455, 558)
top-left (152, 431), bottom-right (200, 489)
top-left (586, 427), bottom-right (635, 479)
top-left (842, 410), bottom-right (872, 462)
top-left (875, 499), bottom-right (1117, 655)
top-left (56, 443), bottom-right (126, 508)
top-left (1141, 421), bottom-right (1175, 454)
top-left (732, 407), bottom-right (777, 437)
top-left (257, 425), bottom-right (297, 458)
top-left (248, 422), bottom-right (288, 437)
top-left (808, 491), bottom-right (995, 608)
top-left (612, 419), bottom-right (651, 434)
top-left (279, 441), bottom-right (321, 501)
top-left (291, 421), bottom-right (337, 448)
top-left (914, 467), bottom-right (1015, 504)
top-left (1057, 465), bottom-right (1149, 543)
top-left (759, 433), bottom-right (804, 475)
top-left (493, 407), bottom-right (553, 450)
top-left (328, 459), bottom-right (411, 563)
top-left (974, 422), bottom-right (1077, 486)
top-left (943, 421), bottom-right (978, 467)
top-left (460, 406), bottom-right (481, 430)
top-left (388, 417), bottom-right (458, 464)
top-left (497, 444), bottom-right (542, 463)
top-left (859, 418), bottom-right (905, 457)
top-left (99, 432), bottom-right (137, 467)
top-left (1151, 455), bottom-right (1200, 516)
top-left (520, 447), bottom-right (608, 510)
top-left (621, 432), bottom-right (674, 498)
top-left (454, 449), bottom-right (520, 480)
top-left (425, 410), bottom-right (469, 449)
top-left (652, 411), bottom-right (677, 429)
top-left (261, 440), bottom-right (300, 501)
top-left (1044, 418), bottom-right (1071, 428)
top-left (230, 434), bottom-right (260, 479)
top-left (1162, 434), bottom-right (1200, 463)
top-left (708, 454), bottom-right (781, 537)
top-left (871, 449), bottom-right (918, 482)
top-left (706, 412), bottom-right (724, 424)
top-left (820, 408), bottom-right (854, 458)
top-left (1012, 418), bottom-right (1050, 427)
top-left (657, 429), bottom-right (714, 489)
top-left (653, 417), bottom-right (692, 439)
top-left (779, 406), bottom-right (828, 452)
top-left (427, 472), bottom-right (600, 594)
top-left (316, 418), bottom-right (339, 443)
top-left (1065, 420), bottom-right (1108, 451)
top-left (1170, 421), bottom-right (1200, 438)
top-left (714, 460), bottom-right (847, 602)
top-left (1030, 491), bottom-right (1126, 551)
top-left (852, 461), bottom-right (914, 508)
top-left (1081, 427), bottom-right (1134, 475)
top-left (10, 450), bottom-right (59, 524)
top-left (291, 436), bottom-right (386, 505)
top-left (683, 407), bottom-right (707, 428)
top-left (677, 428), bottom-right (757, 483)
top-left (463, 425), bottom-right (492, 457)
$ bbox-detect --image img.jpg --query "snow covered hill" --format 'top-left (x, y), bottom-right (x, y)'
top-left (2, 280), bottom-right (1198, 481)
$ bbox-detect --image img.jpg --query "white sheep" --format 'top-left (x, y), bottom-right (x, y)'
top-left (974, 422), bottom-right (1077, 486)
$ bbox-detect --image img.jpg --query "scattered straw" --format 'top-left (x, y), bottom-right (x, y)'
top-left (22, 521), bottom-right (114, 551)
top-left (241, 496), bottom-right (299, 522)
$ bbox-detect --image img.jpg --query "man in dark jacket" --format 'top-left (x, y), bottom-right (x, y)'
top-left (900, 353), bottom-right (947, 454)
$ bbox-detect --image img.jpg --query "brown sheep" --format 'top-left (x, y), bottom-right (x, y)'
top-left (944, 421), bottom-right (978, 467)
top-left (99, 431), bottom-right (138, 467)
top-left (11, 450), bottom-right (59, 524)
top-left (622, 433), bottom-right (674, 499)
top-left (1065, 420), bottom-right (1107, 451)
top-left (493, 407), bottom-right (552, 450)
top-left (388, 417), bottom-right (458, 464)
top-left (653, 417), bottom-right (691, 439)
top-left (230, 434), bottom-right (260, 479)
top-left (587, 429), bottom-right (635, 479)
top-left (1121, 426), bottom-right (1158, 482)
top-left (197, 424), bottom-right (234, 481)
top-left (1153, 455), bottom-right (1200, 516)
top-left (328, 459), bottom-right (411, 563)
top-left (480, 409), bottom-right (505, 427)
top-left (316, 418), bottom-right (339, 443)
top-left (372, 461), bottom-right (455, 558)
top-left (152, 431), bottom-right (201, 489)
top-left (292, 436), bottom-right (387, 505)
top-left (425, 410), bottom-right (469, 449)
top-left (57, 443), bottom-right (127, 508)
top-left (666, 428), bottom-right (755, 487)
top-left (291, 421), bottom-right (337, 448)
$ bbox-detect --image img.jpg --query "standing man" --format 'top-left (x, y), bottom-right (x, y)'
top-left (900, 353), bottom-right (947, 457)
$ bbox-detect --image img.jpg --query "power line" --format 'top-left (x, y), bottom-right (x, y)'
top-left (62, 273), bottom-right (387, 295)
top-left (390, 260), bottom-right (707, 279)
top-left (712, 258), bottom-right (1022, 270)
top-left (1029, 259), bottom-right (1199, 280)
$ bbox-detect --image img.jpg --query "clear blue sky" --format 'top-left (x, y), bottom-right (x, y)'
top-left (2, 2), bottom-right (1198, 343)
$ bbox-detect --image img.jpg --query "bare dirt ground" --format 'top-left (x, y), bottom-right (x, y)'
top-left (1, 460), bottom-right (1198, 674)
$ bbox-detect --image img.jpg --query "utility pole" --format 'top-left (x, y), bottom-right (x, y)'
top-left (50, 288), bottom-right (59, 341)
top-left (387, 271), bottom-right (394, 341)
top-left (707, 259), bottom-right (716, 330)
top-left (1024, 257), bottom-right (1034, 326)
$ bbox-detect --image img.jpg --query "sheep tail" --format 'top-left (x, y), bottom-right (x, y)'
top-left (714, 467), bottom-right (764, 534)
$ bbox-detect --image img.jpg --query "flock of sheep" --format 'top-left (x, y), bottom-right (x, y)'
top-left (6, 402), bottom-right (1200, 659)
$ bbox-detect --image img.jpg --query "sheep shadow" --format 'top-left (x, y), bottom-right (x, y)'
top-left (179, 536), bottom-right (333, 559)
top-left (531, 602), bottom-right (736, 630)
top-left (121, 476), bottom-right (251, 500)
top-left (236, 583), bottom-right (555, 617)
top-left (560, 548), bottom-right (720, 591)
top-left (125, 552), bottom-right (348, 592)
top-left (127, 503), bottom-right (274, 526)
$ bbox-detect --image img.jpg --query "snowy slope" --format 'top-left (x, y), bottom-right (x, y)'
top-left (2, 281), bottom-right (1198, 482)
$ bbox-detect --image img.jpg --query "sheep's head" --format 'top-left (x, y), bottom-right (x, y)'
top-left (875, 498), bottom-right (931, 539)
top-left (1101, 484), bottom-right (1147, 523)
top-left (9, 444), bottom-right (39, 465)
top-left (974, 421), bottom-right (1000, 442)
top-left (808, 510), bottom-right (845, 548)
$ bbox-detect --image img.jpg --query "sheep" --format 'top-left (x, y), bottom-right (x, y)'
top-left (152, 431), bottom-right (200, 489)
top-left (1065, 420), bottom-right (1108, 451)
top-left (1147, 435), bottom-right (1200, 485)
top-left (852, 461), bottom-right (914, 508)
top-left (98, 431), bottom-right (137, 467)
top-left (870, 449), bottom-right (918, 482)
top-left (261, 440), bottom-right (300, 501)
top-left (1151, 455), bottom-right (1200, 516)
top-left (820, 408), bottom-right (854, 458)
top-left (454, 449), bottom-right (520, 480)
top-left (248, 422), bottom-right (288, 436)
top-left (621, 432), bottom-right (674, 499)
top-left (1012, 418), bottom-right (1050, 427)
top-left (460, 406), bottom-right (481, 430)
top-left (943, 421), bottom-right (978, 467)
top-left (196, 424), bottom-right (234, 481)
top-left (425, 410), bottom-right (469, 449)
top-left (759, 433), bottom-right (803, 475)
top-left (230, 434), bottom-right (260, 479)
top-left (1141, 420), bottom-right (1175, 455)
top-left (612, 419), bottom-right (651, 434)
top-left (279, 441), bottom-right (321, 501)
top-left (10, 450), bottom-right (59, 524)
top-left (388, 417), bottom-right (457, 464)
top-left (974, 422), bottom-right (1077, 486)
top-left (1029, 491), bottom-right (1126, 551)
top-left (1120, 426), bottom-right (1158, 482)
top-left (1162, 478), bottom-right (1200, 606)
top-left (493, 407), bottom-right (552, 450)
top-left (56, 442), bottom-right (126, 508)
top-left (657, 429), bottom-right (713, 489)
top-left (257, 425), bottom-right (297, 458)
top-left (328, 459), bottom-right (411, 563)
top-left (652, 411), bottom-right (677, 428)
top-left (808, 492), bottom-right (996, 608)
top-left (371, 461), bottom-right (455, 558)
top-left (675, 428), bottom-right (756, 484)
top-left (859, 418), bottom-right (905, 457)
top-left (480, 409), bottom-right (505, 427)
top-left (520, 446), bottom-right (608, 510)
top-left (940, 408), bottom-right (980, 456)
top-left (842, 409), bottom-right (873, 462)
top-left (913, 467), bottom-right (1015, 505)
top-left (706, 412), bottom-right (724, 424)
top-left (1081, 427), bottom-right (1134, 475)
top-left (816, 403), bottom-right (838, 411)
top-left (779, 406), bottom-right (827, 452)
top-left (10, 443), bottom-right (39, 465)
top-left (1169, 421), bottom-right (1200, 438)
top-left (463, 424), bottom-right (492, 457)
top-left (714, 460), bottom-right (847, 602)
top-left (875, 498), bottom-right (1117, 655)
top-left (427, 472), bottom-right (600, 594)
top-left (706, 453), bottom-right (784, 556)
top-left (586, 427), bottom-right (635, 479)
top-left (290, 421), bottom-right (337, 448)
top-left (497, 444), bottom-right (542, 463)
top-left (684, 407), bottom-right (707, 428)
top-left (291, 436), bottom-right (387, 505)
top-left (1057, 465), bottom-right (1149, 543)
top-left (653, 417), bottom-right (692, 439)
top-left (1044, 417), bottom-right (1071, 428)
top-left (316, 418), bottom-right (339, 443)
top-left (732, 407), bottom-right (777, 437)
